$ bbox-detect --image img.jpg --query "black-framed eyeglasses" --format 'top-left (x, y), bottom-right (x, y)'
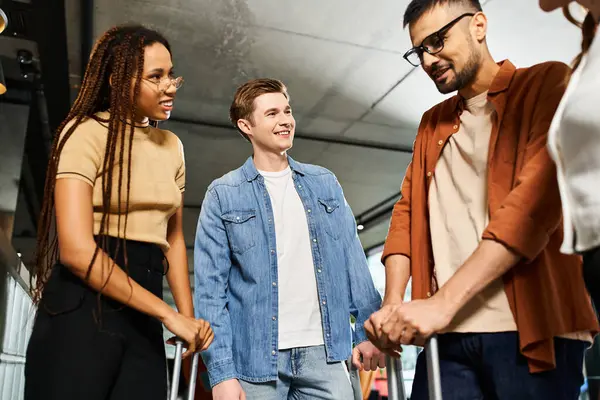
top-left (403, 13), bottom-right (475, 67)
top-left (143, 76), bottom-right (184, 93)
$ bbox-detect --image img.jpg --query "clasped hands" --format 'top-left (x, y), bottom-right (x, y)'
top-left (364, 296), bottom-right (454, 356)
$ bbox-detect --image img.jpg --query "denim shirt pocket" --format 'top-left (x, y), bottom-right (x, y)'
top-left (317, 198), bottom-right (341, 240)
top-left (221, 209), bottom-right (258, 254)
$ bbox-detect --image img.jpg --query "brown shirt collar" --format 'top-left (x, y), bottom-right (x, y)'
top-left (452, 60), bottom-right (516, 113)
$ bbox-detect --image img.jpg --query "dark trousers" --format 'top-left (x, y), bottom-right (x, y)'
top-left (411, 332), bottom-right (586, 400)
top-left (583, 246), bottom-right (600, 319)
top-left (25, 237), bottom-right (168, 400)
top-left (583, 246), bottom-right (600, 400)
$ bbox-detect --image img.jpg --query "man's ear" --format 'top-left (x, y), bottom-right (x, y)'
top-left (237, 119), bottom-right (253, 139)
top-left (471, 11), bottom-right (488, 42)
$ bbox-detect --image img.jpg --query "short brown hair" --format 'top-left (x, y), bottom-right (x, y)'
top-left (229, 78), bottom-right (289, 142)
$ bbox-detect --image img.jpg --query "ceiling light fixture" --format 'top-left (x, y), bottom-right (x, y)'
top-left (0, 7), bottom-right (7, 94)
top-left (0, 62), bottom-right (6, 95)
top-left (0, 8), bottom-right (7, 34)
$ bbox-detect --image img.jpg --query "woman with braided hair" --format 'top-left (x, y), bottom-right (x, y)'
top-left (24, 24), bottom-right (213, 400)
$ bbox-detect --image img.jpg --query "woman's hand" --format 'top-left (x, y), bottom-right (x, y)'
top-left (164, 312), bottom-right (214, 358)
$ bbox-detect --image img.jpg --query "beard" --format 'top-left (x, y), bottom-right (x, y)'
top-left (432, 42), bottom-right (481, 94)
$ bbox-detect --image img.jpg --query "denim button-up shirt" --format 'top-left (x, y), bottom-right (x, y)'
top-left (194, 156), bottom-right (382, 387)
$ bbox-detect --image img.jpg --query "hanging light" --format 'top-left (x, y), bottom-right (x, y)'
top-left (0, 8), bottom-right (8, 94)
top-left (0, 8), bottom-right (7, 34)
top-left (0, 62), bottom-right (5, 95)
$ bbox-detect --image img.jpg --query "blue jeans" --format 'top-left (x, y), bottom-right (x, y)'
top-left (239, 345), bottom-right (353, 400)
top-left (411, 332), bottom-right (587, 400)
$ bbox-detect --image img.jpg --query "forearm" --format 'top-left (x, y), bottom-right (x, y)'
top-left (435, 239), bottom-right (520, 316)
top-left (165, 234), bottom-right (194, 317)
top-left (60, 245), bottom-right (174, 322)
top-left (383, 254), bottom-right (411, 306)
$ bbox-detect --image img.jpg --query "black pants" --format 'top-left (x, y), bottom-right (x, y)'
top-left (583, 246), bottom-right (600, 400)
top-left (411, 332), bottom-right (586, 400)
top-left (25, 237), bottom-right (168, 400)
top-left (583, 246), bottom-right (600, 319)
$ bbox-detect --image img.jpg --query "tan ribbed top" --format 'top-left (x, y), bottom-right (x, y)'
top-left (56, 111), bottom-right (185, 250)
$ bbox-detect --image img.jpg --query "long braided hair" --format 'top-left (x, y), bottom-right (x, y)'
top-left (31, 25), bottom-right (171, 304)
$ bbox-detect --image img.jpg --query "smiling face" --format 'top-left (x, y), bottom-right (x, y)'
top-left (409, 5), bottom-right (483, 94)
top-left (134, 42), bottom-right (179, 122)
top-left (237, 92), bottom-right (295, 155)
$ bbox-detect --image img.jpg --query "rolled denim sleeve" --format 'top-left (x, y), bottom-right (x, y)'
top-left (334, 177), bottom-right (382, 345)
top-left (194, 188), bottom-right (237, 387)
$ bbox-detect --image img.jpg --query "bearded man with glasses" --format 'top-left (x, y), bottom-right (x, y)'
top-left (365, 0), bottom-right (599, 398)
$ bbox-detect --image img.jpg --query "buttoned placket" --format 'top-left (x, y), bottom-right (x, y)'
top-left (427, 114), bottom-right (462, 296)
top-left (258, 175), bottom-right (280, 362)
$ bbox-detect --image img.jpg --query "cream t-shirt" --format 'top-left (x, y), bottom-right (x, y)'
top-left (428, 91), bottom-right (516, 333)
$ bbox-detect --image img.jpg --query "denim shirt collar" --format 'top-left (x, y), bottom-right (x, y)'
top-left (241, 155), bottom-right (306, 182)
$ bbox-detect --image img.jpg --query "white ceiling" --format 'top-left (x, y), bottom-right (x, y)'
top-left (11, 0), bottom-right (584, 306)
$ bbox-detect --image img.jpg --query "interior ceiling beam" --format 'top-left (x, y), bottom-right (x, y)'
top-left (354, 191), bottom-right (399, 234)
top-left (167, 116), bottom-right (413, 153)
top-left (30, 0), bottom-right (70, 134)
top-left (355, 191), bottom-right (399, 222)
top-left (363, 241), bottom-right (385, 256)
top-left (81, 0), bottom-right (94, 78)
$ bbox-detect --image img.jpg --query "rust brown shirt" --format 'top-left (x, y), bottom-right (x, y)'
top-left (382, 60), bottom-right (599, 372)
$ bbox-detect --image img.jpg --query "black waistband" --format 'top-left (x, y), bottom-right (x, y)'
top-left (94, 235), bottom-right (167, 275)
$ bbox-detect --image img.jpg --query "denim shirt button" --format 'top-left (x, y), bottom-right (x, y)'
top-left (271, 350), bottom-right (276, 356)
top-left (317, 269), bottom-right (322, 273)
top-left (322, 301), bottom-right (326, 305)
top-left (313, 239), bottom-right (317, 243)
top-left (272, 282), bottom-right (277, 287)
top-left (272, 316), bottom-right (277, 321)
top-left (307, 209), bottom-right (311, 213)
top-left (271, 249), bottom-right (275, 254)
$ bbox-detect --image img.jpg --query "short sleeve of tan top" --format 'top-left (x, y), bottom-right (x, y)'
top-left (56, 111), bottom-right (185, 250)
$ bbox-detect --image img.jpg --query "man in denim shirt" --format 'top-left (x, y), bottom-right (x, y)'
top-left (194, 78), bottom-right (384, 400)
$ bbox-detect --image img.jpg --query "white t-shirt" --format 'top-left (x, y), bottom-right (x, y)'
top-left (259, 166), bottom-right (325, 350)
top-left (547, 30), bottom-right (600, 254)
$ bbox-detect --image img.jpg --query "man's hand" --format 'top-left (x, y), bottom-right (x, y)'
top-left (366, 296), bottom-right (455, 350)
top-left (380, 297), bottom-right (454, 346)
top-left (212, 379), bottom-right (246, 400)
top-left (364, 304), bottom-right (401, 354)
top-left (352, 340), bottom-right (386, 371)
